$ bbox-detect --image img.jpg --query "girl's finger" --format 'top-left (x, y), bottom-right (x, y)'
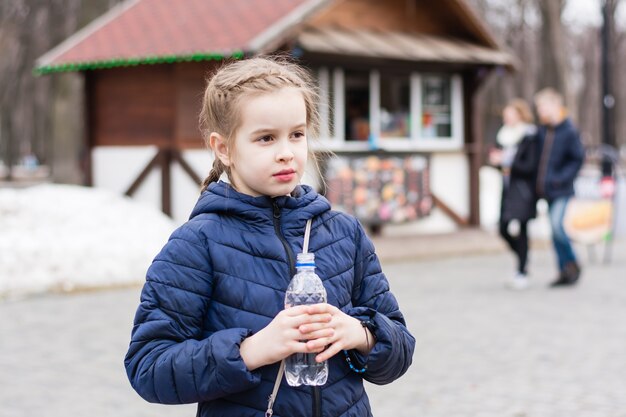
top-left (288, 340), bottom-right (327, 354)
top-left (299, 328), bottom-right (334, 341)
top-left (291, 313), bottom-right (332, 328)
top-left (314, 343), bottom-right (342, 363)
top-left (298, 321), bottom-right (333, 334)
top-left (282, 305), bottom-right (314, 316)
top-left (305, 303), bottom-right (337, 315)
top-left (306, 336), bottom-right (336, 352)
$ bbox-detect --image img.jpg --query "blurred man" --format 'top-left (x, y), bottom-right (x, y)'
top-left (534, 88), bottom-right (585, 287)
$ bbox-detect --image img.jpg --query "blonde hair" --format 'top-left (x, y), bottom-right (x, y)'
top-left (534, 87), bottom-right (563, 107)
top-left (505, 98), bottom-right (534, 124)
top-left (198, 56), bottom-right (321, 192)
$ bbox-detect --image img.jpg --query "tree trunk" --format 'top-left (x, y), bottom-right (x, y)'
top-left (600, 0), bottom-right (620, 149)
top-left (616, 29), bottom-right (626, 148)
top-left (576, 27), bottom-right (601, 147)
top-left (537, 0), bottom-right (570, 104)
top-left (0, 0), bottom-right (123, 183)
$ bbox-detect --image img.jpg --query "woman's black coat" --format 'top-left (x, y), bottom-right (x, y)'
top-left (501, 134), bottom-right (539, 223)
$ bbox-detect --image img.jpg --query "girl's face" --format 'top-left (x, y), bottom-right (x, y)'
top-left (214, 87), bottom-right (309, 198)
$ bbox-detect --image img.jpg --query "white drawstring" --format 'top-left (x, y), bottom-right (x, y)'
top-left (302, 218), bottom-right (312, 254)
top-left (265, 218), bottom-right (313, 417)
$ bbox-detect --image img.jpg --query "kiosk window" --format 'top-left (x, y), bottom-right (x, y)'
top-left (421, 76), bottom-right (452, 138)
top-left (344, 70), bottom-right (370, 141)
top-left (380, 74), bottom-right (410, 139)
top-left (314, 67), bottom-right (462, 149)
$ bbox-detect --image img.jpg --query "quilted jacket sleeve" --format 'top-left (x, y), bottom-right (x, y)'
top-left (124, 225), bottom-right (261, 404)
top-left (345, 220), bottom-right (416, 385)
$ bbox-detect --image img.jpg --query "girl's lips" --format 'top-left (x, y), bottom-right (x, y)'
top-left (273, 170), bottom-right (296, 182)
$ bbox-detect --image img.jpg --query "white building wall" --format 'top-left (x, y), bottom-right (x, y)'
top-left (171, 150), bottom-right (213, 223)
top-left (93, 146), bottom-right (162, 212)
top-left (93, 147), bottom-right (477, 233)
top-left (93, 147), bottom-right (211, 226)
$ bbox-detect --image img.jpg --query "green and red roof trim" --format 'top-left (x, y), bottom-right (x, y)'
top-left (36, 0), bottom-right (328, 74)
top-left (36, 51), bottom-right (244, 75)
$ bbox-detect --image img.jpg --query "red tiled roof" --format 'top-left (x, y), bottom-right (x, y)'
top-left (36, 0), bottom-right (325, 73)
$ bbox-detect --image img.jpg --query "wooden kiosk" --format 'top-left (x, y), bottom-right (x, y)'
top-left (36, 0), bottom-right (515, 229)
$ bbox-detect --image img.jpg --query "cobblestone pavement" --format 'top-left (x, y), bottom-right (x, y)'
top-left (1, 240), bottom-right (625, 417)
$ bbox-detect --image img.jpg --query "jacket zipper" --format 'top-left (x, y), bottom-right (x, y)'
top-left (272, 201), bottom-right (321, 417)
top-left (272, 201), bottom-right (296, 279)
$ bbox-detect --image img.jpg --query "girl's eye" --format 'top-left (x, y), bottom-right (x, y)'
top-left (292, 131), bottom-right (305, 139)
top-left (257, 135), bottom-right (273, 143)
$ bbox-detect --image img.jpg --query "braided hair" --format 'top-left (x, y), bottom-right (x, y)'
top-left (198, 56), bottom-right (321, 192)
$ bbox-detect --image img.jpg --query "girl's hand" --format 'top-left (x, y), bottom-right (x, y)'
top-left (300, 304), bottom-right (375, 363)
top-left (240, 305), bottom-right (333, 371)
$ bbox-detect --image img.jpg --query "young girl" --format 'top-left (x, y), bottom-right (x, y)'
top-left (124, 56), bottom-right (415, 417)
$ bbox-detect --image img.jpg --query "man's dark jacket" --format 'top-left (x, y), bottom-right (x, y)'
top-left (125, 181), bottom-right (415, 417)
top-left (536, 118), bottom-right (585, 202)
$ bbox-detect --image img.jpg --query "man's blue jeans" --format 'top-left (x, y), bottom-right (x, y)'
top-left (548, 196), bottom-right (578, 270)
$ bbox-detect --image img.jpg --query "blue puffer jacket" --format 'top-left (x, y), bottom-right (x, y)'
top-left (125, 181), bottom-right (415, 417)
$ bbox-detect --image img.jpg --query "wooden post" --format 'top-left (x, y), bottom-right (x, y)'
top-left (173, 150), bottom-right (203, 185)
top-left (83, 72), bottom-right (94, 187)
top-left (464, 72), bottom-right (480, 226)
top-left (161, 148), bottom-right (172, 216)
top-left (431, 193), bottom-right (469, 226)
top-left (123, 148), bottom-right (202, 218)
top-left (124, 151), bottom-right (162, 197)
top-left (5, 116), bottom-right (14, 181)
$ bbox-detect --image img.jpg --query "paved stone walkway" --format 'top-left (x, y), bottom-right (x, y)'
top-left (1, 239), bottom-right (625, 417)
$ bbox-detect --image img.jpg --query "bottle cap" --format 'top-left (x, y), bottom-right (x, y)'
top-left (296, 252), bottom-right (315, 267)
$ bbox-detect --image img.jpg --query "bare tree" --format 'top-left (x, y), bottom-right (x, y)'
top-left (0, 0), bottom-right (122, 183)
top-left (536, 0), bottom-right (571, 102)
top-left (574, 26), bottom-right (601, 147)
top-left (466, 0), bottom-right (626, 150)
top-left (600, 0), bottom-right (621, 149)
top-left (0, 1), bottom-right (29, 174)
top-left (465, 0), bottom-right (541, 149)
top-left (616, 20), bottom-right (626, 149)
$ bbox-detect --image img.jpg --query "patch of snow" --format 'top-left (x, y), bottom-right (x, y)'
top-left (0, 184), bottom-right (177, 299)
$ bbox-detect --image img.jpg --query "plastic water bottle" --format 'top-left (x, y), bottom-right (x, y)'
top-left (284, 252), bottom-right (328, 386)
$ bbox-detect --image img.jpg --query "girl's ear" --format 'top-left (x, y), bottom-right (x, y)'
top-left (209, 132), bottom-right (231, 166)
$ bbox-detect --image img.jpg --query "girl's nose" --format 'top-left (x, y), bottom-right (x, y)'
top-left (276, 139), bottom-right (295, 162)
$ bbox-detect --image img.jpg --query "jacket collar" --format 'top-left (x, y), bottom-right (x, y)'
top-left (544, 117), bottom-right (572, 131)
top-left (189, 181), bottom-right (331, 229)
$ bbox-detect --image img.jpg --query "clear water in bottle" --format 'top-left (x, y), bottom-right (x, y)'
top-left (284, 252), bottom-right (328, 386)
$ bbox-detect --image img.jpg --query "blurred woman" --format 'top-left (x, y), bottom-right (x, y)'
top-left (490, 99), bottom-right (538, 289)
